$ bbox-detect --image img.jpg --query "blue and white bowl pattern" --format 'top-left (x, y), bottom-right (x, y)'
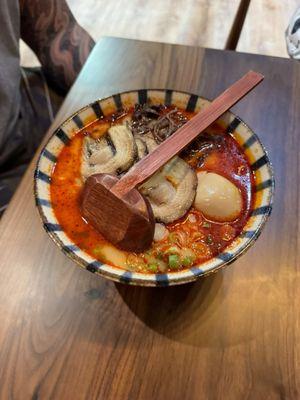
top-left (34, 89), bottom-right (274, 286)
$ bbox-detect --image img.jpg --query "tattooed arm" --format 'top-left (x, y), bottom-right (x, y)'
top-left (20, 0), bottom-right (95, 94)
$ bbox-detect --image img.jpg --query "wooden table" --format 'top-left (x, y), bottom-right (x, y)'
top-left (1, 37), bottom-right (300, 399)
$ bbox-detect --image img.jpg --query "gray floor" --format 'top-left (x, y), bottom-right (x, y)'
top-left (20, 0), bottom-right (295, 67)
top-left (20, 0), bottom-right (241, 66)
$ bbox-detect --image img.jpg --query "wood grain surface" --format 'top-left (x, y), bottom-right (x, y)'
top-left (68, 0), bottom-right (241, 49)
top-left (237, 0), bottom-right (299, 57)
top-left (82, 174), bottom-right (155, 252)
top-left (21, 0), bottom-right (241, 67)
top-left (1, 37), bottom-right (300, 399)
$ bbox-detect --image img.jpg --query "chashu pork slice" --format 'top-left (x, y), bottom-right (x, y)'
top-left (134, 134), bottom-right (158, 160)
top-left (135, 137), bottom-right (148, 160)
top-left (82, 124), bottom-right (137, 179)
top-left (140, 156), bottom-right (197, 224)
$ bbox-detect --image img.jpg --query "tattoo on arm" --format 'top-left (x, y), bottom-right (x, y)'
top-left (20, 0), bottom-right (95, 94)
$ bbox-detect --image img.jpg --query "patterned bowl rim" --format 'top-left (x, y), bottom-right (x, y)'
top-left (34, 89), bottom-right (275, 287)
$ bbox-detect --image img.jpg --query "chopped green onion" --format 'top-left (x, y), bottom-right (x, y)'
top-left (93, 246), bottom-right (102, 255)
top-left (206, 235), bottom-right (213, 245)
top-left (168, 254), bottom-right (180, 269)
top-left (202, 221), bottom-right (211, 228)
top-left (182, 256), bottom-right (193, 267)
top-left (148, 263), bottom-right (158, 273)
top-left (166, 246), bottom-right (180, 254)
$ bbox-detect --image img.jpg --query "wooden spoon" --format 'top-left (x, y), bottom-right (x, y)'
top-left (82, 71), bottom-right (264, 252)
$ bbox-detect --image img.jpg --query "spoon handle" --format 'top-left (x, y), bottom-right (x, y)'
top-left (112, 70), bottom-right (264, 197)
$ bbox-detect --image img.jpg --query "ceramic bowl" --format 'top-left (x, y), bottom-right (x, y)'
top-left (34, 89), bottom-right (274, 286)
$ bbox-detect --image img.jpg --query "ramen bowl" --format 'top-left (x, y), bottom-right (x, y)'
top-left (34, 89), bottom-right (274, 286)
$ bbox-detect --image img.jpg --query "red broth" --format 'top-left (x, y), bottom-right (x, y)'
top-left (50, 106), bottom-right (255, 273)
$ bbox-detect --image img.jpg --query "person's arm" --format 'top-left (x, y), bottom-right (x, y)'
top-left (20, 0), bottom-right (95, 94)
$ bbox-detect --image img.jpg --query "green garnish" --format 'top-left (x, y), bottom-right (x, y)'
top-left (148, 263), bottom-right (158, 273)
top-left (202, 221), bottom-right (211, 228)
top-left (166, 246), bottom-right (179, 254)
top-left (206, 235), bottom-right (214, 245)
top-left (168, 254), bottom-right (180, 269)
top-left (93, 246), bottom-right (102, 255)
top-left (182, 256), bottom-right (193, 267)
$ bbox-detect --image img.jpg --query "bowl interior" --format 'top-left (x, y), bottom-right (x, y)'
top-left (35, 89), bottom-right (274, 286)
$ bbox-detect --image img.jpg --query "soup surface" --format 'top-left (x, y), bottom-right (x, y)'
top-left (50, 104), bottom-right (255, 273)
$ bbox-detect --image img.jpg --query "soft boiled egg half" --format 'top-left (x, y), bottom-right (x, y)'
top-left (194, 171), bottom-right (242, 222)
